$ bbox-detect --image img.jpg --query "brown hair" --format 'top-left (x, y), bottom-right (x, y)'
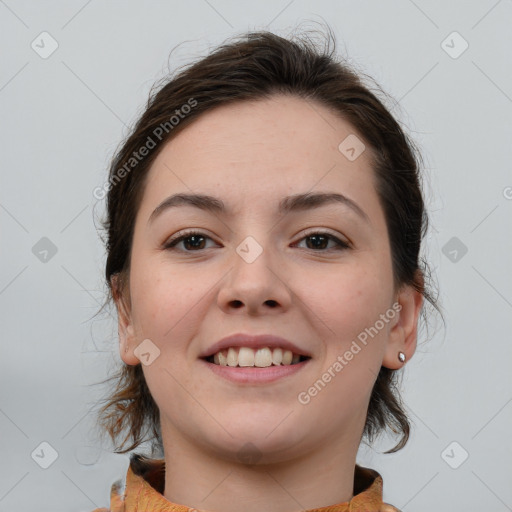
top-left (91, 26), bottom-right (442, 456)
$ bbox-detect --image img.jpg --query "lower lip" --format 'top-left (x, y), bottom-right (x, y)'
top-left (199, 358), bottom-right (311, 384)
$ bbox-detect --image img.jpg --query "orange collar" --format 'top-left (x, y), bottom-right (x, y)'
top-left (93, 453), bottom-right (394, 512)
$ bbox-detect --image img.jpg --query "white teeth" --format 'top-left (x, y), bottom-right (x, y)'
top-left (254, 347), bottom-right (272, 367)
top-left (238, 347), bottom-right (255, 367)
top-left (272, 347), bottom-right (283, 365)
top-left (210, 347), bottom-right (303, 367)
top-left (227, 347), bottom-right (238, 367)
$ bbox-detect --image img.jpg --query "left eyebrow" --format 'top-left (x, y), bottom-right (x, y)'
top-left (147, 191), bottom-right (370, 226)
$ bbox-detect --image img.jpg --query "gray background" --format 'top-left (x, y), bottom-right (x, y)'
top-left (1, 1), bottom-right (511, 511)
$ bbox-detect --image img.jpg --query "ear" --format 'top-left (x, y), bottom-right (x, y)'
top-left (382, 277), bottom-right (424, 370)
top-left (111, 273), bottom-right (140, 366)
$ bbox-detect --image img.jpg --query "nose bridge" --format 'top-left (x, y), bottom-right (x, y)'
top-left (232, 231), bottom-right (275, 287)
top-left (218, 230), bottom-right (290, 312)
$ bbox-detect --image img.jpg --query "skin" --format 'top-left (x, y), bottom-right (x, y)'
top-left (114, 94), bottom-right (423, 512)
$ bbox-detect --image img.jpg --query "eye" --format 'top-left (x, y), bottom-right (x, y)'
top-left (163, 229), bottom-right (350, 253)
top-left (163, 230), bottom-right (217, 252)
top-left (293, 230), bottom-right (350, 252)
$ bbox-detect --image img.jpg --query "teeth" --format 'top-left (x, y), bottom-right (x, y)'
top-left (227, 347), bottom-right (238, 367)
top-left (272, 347), bottom-right (283, 365)
top-left (210, 347), bottom-right (304, 367)
top-left (239, 347), bottom-right (256, 367)
top-left (282, 350), bottom-right (293, 365)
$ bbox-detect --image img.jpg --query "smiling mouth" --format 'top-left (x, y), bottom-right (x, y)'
top-left (203, 356), bottom-right (311, 368)
top-left (202, 347), bottom-right (311, 368)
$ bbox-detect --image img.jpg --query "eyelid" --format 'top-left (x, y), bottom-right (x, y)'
top-left (296, 227), bottom-right (352, 247)
top-left (163, 227), bottom-right (352, 252)
top-left (162, 228), bottom-right (218, 248)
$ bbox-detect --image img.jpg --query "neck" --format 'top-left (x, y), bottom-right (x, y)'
top-left (161, 425), bottom-right (360, 512)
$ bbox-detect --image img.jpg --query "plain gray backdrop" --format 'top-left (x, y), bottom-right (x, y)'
top-left (1, 1), bottom-right (511, 511)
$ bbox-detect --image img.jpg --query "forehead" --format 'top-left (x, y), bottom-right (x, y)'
top-left (139, 95), bottom-right (381, 222)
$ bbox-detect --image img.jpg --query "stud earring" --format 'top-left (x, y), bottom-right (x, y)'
top-left (398, 351), bottom-right (406, 363)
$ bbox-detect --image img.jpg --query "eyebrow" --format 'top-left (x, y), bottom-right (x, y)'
top-left (147, 191), bottom-right (370, 225)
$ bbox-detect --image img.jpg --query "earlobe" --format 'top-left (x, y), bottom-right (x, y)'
top-left (382, 283), bottom-right (423, 370)
top-left (119, 324), bottom-right (140, 366)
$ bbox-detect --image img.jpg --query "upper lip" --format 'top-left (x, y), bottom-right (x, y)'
top-left (199, 333), bottom-right (312, 359)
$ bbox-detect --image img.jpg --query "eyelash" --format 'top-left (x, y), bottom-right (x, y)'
top-left (163, 229), bottom-right (351, 253)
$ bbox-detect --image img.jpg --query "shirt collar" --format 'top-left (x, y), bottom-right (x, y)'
top-left (104, 453), bottom-right (386, 512)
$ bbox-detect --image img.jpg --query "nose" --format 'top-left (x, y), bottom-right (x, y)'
top-left (216, 238), bottom-right (292, 316)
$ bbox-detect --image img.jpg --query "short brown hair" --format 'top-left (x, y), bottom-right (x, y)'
top-left (91, 26), bottom-right (442, 456)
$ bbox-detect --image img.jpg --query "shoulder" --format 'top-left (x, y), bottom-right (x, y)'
top-left (381, 504), bottom-right (402, 511)
top-left (90, 475), bottom-right (126, 512)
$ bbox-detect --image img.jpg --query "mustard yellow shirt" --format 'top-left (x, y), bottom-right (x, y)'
top-left (92, 453), bottom-right (400, 512)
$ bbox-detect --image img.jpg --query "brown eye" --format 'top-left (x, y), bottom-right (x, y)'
top-left (164, 231), bottom-right (216, 252)
top-left (295, 231), bottom-right (350, 251)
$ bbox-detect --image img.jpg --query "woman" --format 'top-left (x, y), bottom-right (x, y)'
top-left (91, 27), bottom-right (439, 512)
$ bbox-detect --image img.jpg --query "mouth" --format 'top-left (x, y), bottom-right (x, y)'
top-left (201, 346), bottom-right (312, 368)
top-left (200, 344), bottom-right (312, 384)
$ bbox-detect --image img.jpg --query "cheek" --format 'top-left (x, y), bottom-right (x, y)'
top-left (306, 261), bottom-right (391, 338)
top-left (129, 256), bottom-right (206, 338)
top-left (299, 266), bottom-right (391, 413)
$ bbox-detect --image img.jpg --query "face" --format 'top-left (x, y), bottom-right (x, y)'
top-left (116, 95), bottom-right (417, 464)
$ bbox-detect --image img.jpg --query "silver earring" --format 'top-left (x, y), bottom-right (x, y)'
top-left (398, 351), bottom-right (406, 363)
